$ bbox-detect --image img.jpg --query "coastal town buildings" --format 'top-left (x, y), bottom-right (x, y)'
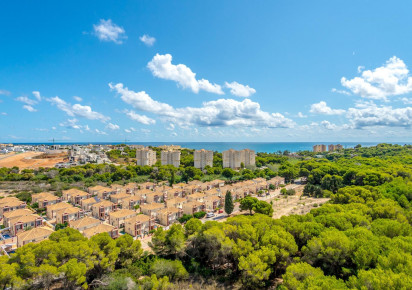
top-left (194, 149), bottom-right (213, 169)
top-left (222, 149), bottom-right (256, 169)
top-left (161, 150), bottom-right (181, 167)
top-left (136, 148), bottom-right (157, 166)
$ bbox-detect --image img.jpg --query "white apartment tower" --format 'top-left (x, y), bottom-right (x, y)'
top-left (161, 150), bottom-right (181, 167)
top-left (194, 149), bottom-right (213, 169)
top-left (136, 148), bottom-right (157, 166)
top-left (222, 149), bottom-right (256, 169)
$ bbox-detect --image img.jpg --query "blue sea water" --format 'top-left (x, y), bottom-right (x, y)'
top-left (14, 142), bottom-right (411, 153)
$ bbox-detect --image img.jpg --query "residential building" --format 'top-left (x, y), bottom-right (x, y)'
top-left (124, 214), bottom-right (155, 237)
top-left (140, 203), bottom-right (165, 218)
top-left (88, 185), bottom-right (115, 199)
top-left (110, 192), bottom-right (131, 204)
top-left (81, 197), bottom-right (100, 211)
top-left (182, 201), bottom-right (205, 215)
top-left (222, 149), bottom-right (255, 169)
top-left (108, 209), bottom-right (137, 228)
top-left (55, 207), bottom-right (83, 224)
top-left (10, 214), bottom-right (43, 236)
top-left (146, 192), bottom-right (163, 204)
top-left (3, 208), bottom-right (33, 227)
top-left (92, 200), bottom-right (117, 220)
top-left (0, 197), bottom-right (28, 219)
top-left (119, 196), bottom-right (141, 210)
top-left (161, 150), bottom-right (181, 167)
top-left (62, 188), bottom-right (90, 205)
top-left (204, 196), bottom-right (222, 211)
top-left (158, 207), bottom-right (183, 226)
top-left (17, 226), bottom-right (54, 248)
top-left (124, 183), bottom-right (139, 194)
top-left (31, 192), bottom-right (61, 209)
top-left (313, 144), bottom-right (327, 152)
top-left (194, 149), bottom-right (213, 169)
top-left (136, 148), bottom-right (157, 166)
top-left (165, 197), bottom-right (187, 209)
top-left (82, 223), bottom-right (119, 239)
top-left (328, 144), bottom-right (343, 151)
top-left (69, 217), bottom-right (101, 232)
top-left (187, 193), bottom-right (206, 203)
top-left (46, 202), bottom-right (74, 219)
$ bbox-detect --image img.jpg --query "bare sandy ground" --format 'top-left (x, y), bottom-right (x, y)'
top-left (0, 151), bottom-right (67, 169)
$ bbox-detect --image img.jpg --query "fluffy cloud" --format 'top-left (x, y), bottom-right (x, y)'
top-left (297, 112), bottom-right (307, 118)
top-left (95, 129), bottom-right (108, 135)
top-left (320, 120), bottom-right (338, 130)
top-left (331, 88), bottom-right (351, 96)
top-left (23, 105), bottom-right (37, 112)
top-left (73, 96), bottom-right (83, 102)
top-left (93, 19), bottom-right (126, 44)
top-left (106, 123), bottom-right (120, 130)
top-left (147, 54), bottom-right (224, 95)
top-left (110, 83), bottom-right (294, 128)
top-left (310, 101), bottom-right (345, 115)
top-left (16, 96), bottom-right (37, 106)
top-left (347, 104), bottom-right (412, 128)
top-left (32, 91), bottom-right (41, 101)
top-left (48, 96), bottom-right (110, 122)
top-left (124, 129), bottom-right (131, 133)
top-left (401, 97), bottom-right (412, 105)
top-left (225, 81), bottom-right (256, 97)
top-left (124, 109), bottom-right (156, 125)
top-left (341, 56), bottom-right (412, 101)
top-left (139, 34), bottom-right (156, 46)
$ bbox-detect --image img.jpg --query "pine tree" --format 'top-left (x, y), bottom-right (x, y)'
top-left (225, 191), bottom-right (234, 215)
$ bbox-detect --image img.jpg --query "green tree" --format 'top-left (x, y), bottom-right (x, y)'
top-left (239, 196), bottom-right (259, 215)
top-left (224, 191), bottom-right (234, 215)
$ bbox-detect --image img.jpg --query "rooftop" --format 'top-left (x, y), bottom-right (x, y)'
top-left (16, 226), bottom-right (54, 242)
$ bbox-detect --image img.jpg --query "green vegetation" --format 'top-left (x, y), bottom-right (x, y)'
top-left (224, 191), bottom-right (234, 215)
top-left (0, 144), bottom-right (411, 288)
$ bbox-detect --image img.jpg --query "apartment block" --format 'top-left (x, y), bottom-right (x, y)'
top-left (194, 149), bottom-right (213, 169)
top-left (161, 150), bottom-right (181, 167)
top-left (124, 214), bottom-right (155, 237)
top-left (136, 148), bottom-right (157, 166)
top-left (313, 144), bottom-right (327, 152)
top-left (328, 144), bottom-right (343, 151)
top-left (222, 149), bottom-right (256, 169)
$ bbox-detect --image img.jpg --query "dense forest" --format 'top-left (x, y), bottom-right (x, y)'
top-left (0, 144), bottom-right (411, 289)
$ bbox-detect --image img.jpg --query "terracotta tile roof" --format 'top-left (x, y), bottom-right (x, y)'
top-left (3, 208), bottom-right (33, 219)
top-left (83, 223), bottom-right (116, 238)
top-left (63, 188), bottom-right (89, 196)
top-left (10, 214), bottom-right (41, 225)
top-left (109, 209), bottom-right (136, 218)
top-left (125, 214), bottom-right (151, 223)
top-left (69, 217), bottom-right (100, 229)
top-left (140, 203), bottom-right (165, 210)
top-left (16, 226), bottom-right (54, 242)
top-left (47, 202), bottom-right (73, 211)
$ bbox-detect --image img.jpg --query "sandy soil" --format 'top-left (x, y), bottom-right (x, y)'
top-left (0, 151), bottom-right (67, 169)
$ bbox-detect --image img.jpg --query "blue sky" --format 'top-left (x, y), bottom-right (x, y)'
top-left (1, 0), bottom-right (412, 142)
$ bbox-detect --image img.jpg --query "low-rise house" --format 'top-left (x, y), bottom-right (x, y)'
top-left (17, 226), bottom-right (54, 248)
top-left (118, 196), bottom-right (141, 210)
top-left (10, 214), bottom-right (43, 236)
top-left (108, 209), bottom-right (137, 228)
top-left (172, 182), bottom-right (187, 189)
top-left (0, 197), bottom-right (26, 219)
top-left (167, 188), bottom-right (184, 198)
top-left (88, 185), bottom-right (115, 199)
top-left (69, 217), bottom-right (101, 232)
top-left (211, 179), bottom-right (226, 188)
top-left (124, 214), bottom-right (154, 237)
top-left (204, 196), bottom-right (223, 211)
top-left (140, 203), bottom-right (165, 218)
top-left (56, 207), bottom-right (83, 224)
top-left (139, 182), bottom-right (156, 191)
top-left (165, 197), bottom-right (187, 209)
top-left (81, 197), bottom-right (100, 211)
top-left (82, 223), bottom-right (119, 239)
top-left (31, 192), bottom-right (61, 209)
top-left (146, 192), bottom-right (163, 204)
top-left (92, 200), bottom-right (117, 220)
top-left (187, 193), bottom-right (206, 203)
top-left (110, 192), bottom-right (131, 204)
top-left (183, 184), bottom-right (201, 196)
top-left (204, 188), bottom-right (220, 197)
top-left (46, 202), bottom-right (74, 219)
top-left (62, 188), bottom-right (90, 205)
top-left (110, 184), bottom-right (125, 194)
top-left (124, 183), bottom-right (139, 194)
top-left (158, 207), bottom-right (183, 226)
top-left (182, 201), bottom-right (205, 215)
top-left (3, 208), bottom-right (33, 227)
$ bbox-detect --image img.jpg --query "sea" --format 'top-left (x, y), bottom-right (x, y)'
top-left (13, 142), bottom-right (411, 153)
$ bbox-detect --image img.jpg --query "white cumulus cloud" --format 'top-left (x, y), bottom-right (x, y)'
top-left (32, 91), bottom-right (41, 101)
top-left (124, 109), bottom-right (156, 125)
top-left (225, 81), bottom-right (256, 97)
top-left (48, 96), bottom-right (110, 122)
top-left (310, 101), bottom-right (346, 115)
top-left (93, 19), bottom-right (126, 44)
top-left (341, 56), bottom-right (412, 101)
top-left (139, 34), bottom-right (156, 46)
top-left (106, 123), bottom-right (120, 130)
top-left (147, 53), bottom-right (224, 95)
top-left (23, 105), bottom-right (37, 112)
top-left (110, 83), bottom-right (294, 128)
top-left (73, 96), bottom-right (83, 102)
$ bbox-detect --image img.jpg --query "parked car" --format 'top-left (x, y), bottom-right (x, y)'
top-left (206, 212), bottom-right (215, 218)
top-left (219, 209), bottom-right (223, 213)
